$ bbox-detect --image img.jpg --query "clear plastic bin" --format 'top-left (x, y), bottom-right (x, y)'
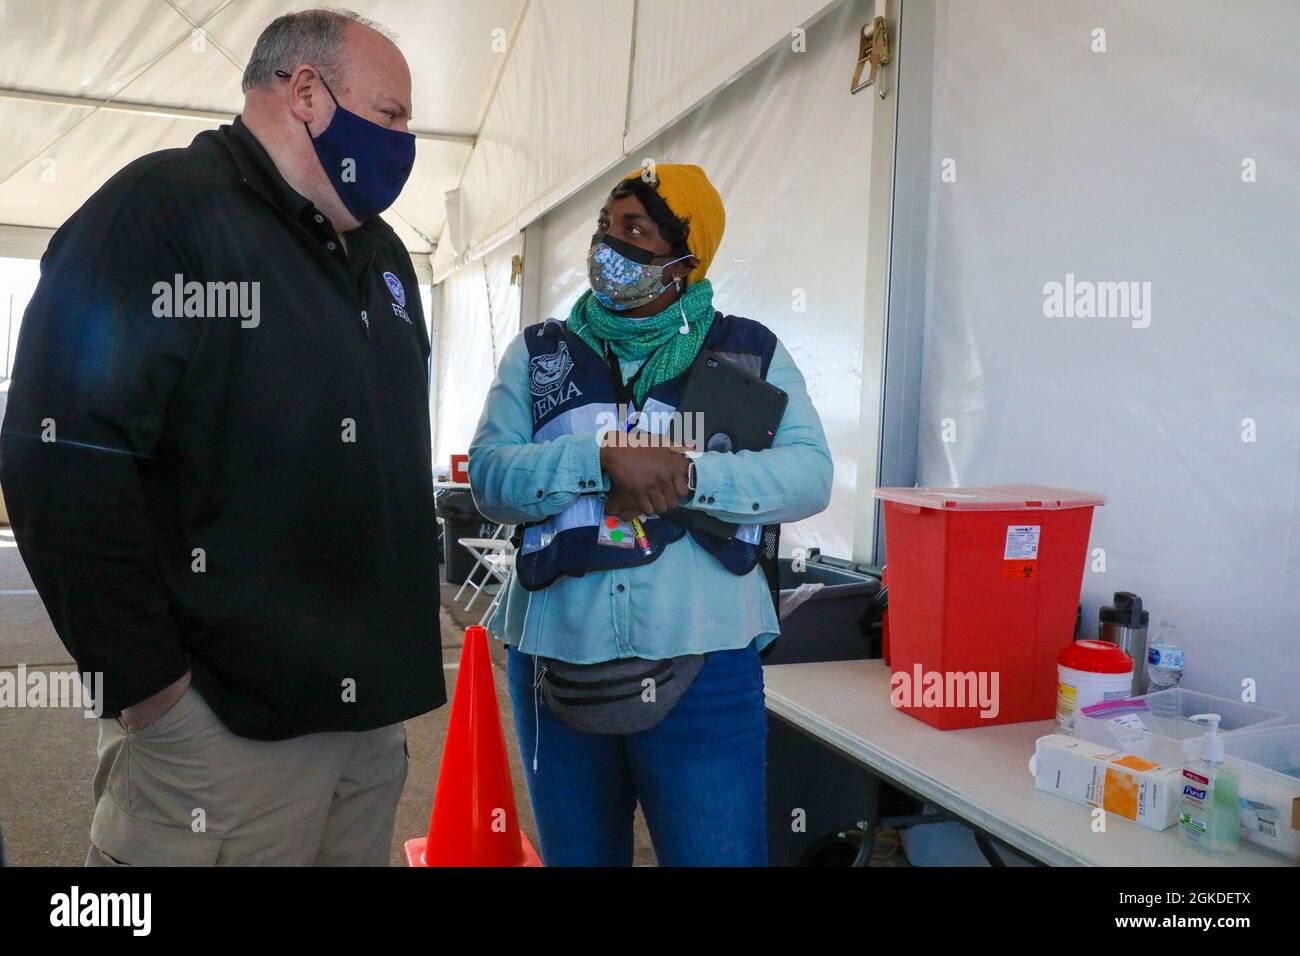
top-left (1075, 688), bottom-right (1288, 766)
top-left (1223, 725), bottom-right (1300, 861)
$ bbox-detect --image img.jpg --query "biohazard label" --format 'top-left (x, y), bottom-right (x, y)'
top-left (1003, 560), bottom-right (1037, 580)
top-left (1002, 525), bottom-right (1040, 580)
top-left (1004, 525), bottom-right (1041, 560)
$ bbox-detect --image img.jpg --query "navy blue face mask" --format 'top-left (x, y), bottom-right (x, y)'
top-left (278, 70), bottom-right (416, 222)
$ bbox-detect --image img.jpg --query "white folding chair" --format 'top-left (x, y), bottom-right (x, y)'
top-left (450, 522), bottom-right (504, 603)
top-left (478, 551), bottom-right (515, 626)
top-left (463, 544), bottom-right (514, 614)
top-left (454, 524), bottom-right (516, 611)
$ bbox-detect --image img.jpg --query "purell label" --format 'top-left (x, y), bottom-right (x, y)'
top-left (1182, 768), bottom-right (1210, 786)
top-left (1182, 783), bottom-right (1208, 801)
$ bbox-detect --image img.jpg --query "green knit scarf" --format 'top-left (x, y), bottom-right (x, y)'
top-left (568, 279), bottom-right (716, 407)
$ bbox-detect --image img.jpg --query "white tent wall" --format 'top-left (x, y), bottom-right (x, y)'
top-left (0, 257), bottom-right (43, 457)
top-left (623, 0), bottom-right (840, 150)
top-left (447, 0), bottom-right (843, 269)
top-left (0, 0), bottom-right (524, 255)
top-left (432, 234), bottom-right (522, 467)
top-left (534, 0), bottom-right (877, 559)
top-left (450, 0), bottom-right (637, 263)
top-left (913, 0), bottom-right (1300, 709)
top-left (433, 266), bottom-right (488, 469)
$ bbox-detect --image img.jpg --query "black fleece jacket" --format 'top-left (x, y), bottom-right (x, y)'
top-left (0, 118), bottom-right (446, 739)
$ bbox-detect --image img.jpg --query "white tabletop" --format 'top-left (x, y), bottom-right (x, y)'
top-left (433, 480), bottom-right (472, 490)
top-left (762, 659), bottom-right (1286, 867)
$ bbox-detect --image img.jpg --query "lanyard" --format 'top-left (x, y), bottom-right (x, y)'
top-left (603, 336), bottom-right (679, 417)
top-left (604, 340), bottom-right (648, 411)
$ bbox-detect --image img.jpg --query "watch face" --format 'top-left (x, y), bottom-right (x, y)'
top-left (705, 431), bottom-right (733, 453)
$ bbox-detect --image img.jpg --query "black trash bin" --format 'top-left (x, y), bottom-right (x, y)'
top-left (763, 554), bottom-right (885, 866)
top-left (435, 489), bottom-right (498, 585)
top-left (762, 557), bottom-right (881, 666)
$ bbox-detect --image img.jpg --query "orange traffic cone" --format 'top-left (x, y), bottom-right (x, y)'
top-left (405, 625), bottom-right (542, 866)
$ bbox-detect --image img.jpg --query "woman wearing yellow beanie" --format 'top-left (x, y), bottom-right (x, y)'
top-left (470, 164), bottom-right (833, 866)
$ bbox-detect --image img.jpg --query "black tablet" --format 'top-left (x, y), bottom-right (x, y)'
top-left (665, 350), bottom-right (788, 537)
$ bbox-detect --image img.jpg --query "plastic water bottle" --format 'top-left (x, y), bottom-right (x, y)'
top-left (1146, 621), bottom-right (1184, 692)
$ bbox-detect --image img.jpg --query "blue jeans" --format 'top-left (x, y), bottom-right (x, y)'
top-left (506, 641), bottom-right (768, 866)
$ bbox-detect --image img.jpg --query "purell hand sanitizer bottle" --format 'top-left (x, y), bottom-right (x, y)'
top-left (1179, 714), bottom-right (1240, 854)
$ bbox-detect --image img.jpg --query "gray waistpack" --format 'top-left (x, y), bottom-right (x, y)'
top-left (537, 653), bottom-right (708, 736)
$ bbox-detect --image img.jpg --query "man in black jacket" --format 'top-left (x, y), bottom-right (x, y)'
top-left (0, 9), bottom-right (444, 865)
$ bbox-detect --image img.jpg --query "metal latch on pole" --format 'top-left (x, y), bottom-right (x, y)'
top-left (851, 15), bottom-right (892, 98)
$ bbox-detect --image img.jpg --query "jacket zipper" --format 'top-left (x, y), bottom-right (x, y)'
top-left (358, 254), bottom-right (374, 341)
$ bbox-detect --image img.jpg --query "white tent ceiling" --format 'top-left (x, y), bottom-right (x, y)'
top-left (0, 0), bottom-right (527, 257)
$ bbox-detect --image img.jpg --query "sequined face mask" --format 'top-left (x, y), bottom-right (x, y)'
top-left (587, 233), bottom-right (692, 311)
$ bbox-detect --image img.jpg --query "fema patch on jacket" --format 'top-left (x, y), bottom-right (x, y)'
top-left (383, 271), bottom-right (411, 324)
top-left (383, 271), bottom-right (406, 307)
top-left (528, 339), bottom-right (583, 417)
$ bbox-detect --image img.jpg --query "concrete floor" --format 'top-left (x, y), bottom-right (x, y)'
top-left (0, 530), bottom-right (655, 866)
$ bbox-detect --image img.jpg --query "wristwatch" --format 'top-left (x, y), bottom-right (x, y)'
top-left (686, 459), bottom-right (697, 493)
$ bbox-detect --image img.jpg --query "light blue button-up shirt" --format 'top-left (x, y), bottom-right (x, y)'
top-left (467, 325), bottom-right (833, 662)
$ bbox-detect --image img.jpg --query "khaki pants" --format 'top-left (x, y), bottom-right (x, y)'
top-left (86, 686), bottom-right (408, 866)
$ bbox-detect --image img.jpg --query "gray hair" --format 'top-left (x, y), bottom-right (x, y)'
top-left (242, 8), bottom-right (395, 93)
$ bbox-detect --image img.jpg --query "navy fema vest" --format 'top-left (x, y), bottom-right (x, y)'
top-left (515, 311), bottom-right (779, 591)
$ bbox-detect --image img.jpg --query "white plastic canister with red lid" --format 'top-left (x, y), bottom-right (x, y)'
top-left (1056, 640), bottom-right (1134, 734)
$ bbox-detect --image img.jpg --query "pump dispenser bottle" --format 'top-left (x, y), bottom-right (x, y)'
top-left (1178, 714), bottom-right (1240, 854)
